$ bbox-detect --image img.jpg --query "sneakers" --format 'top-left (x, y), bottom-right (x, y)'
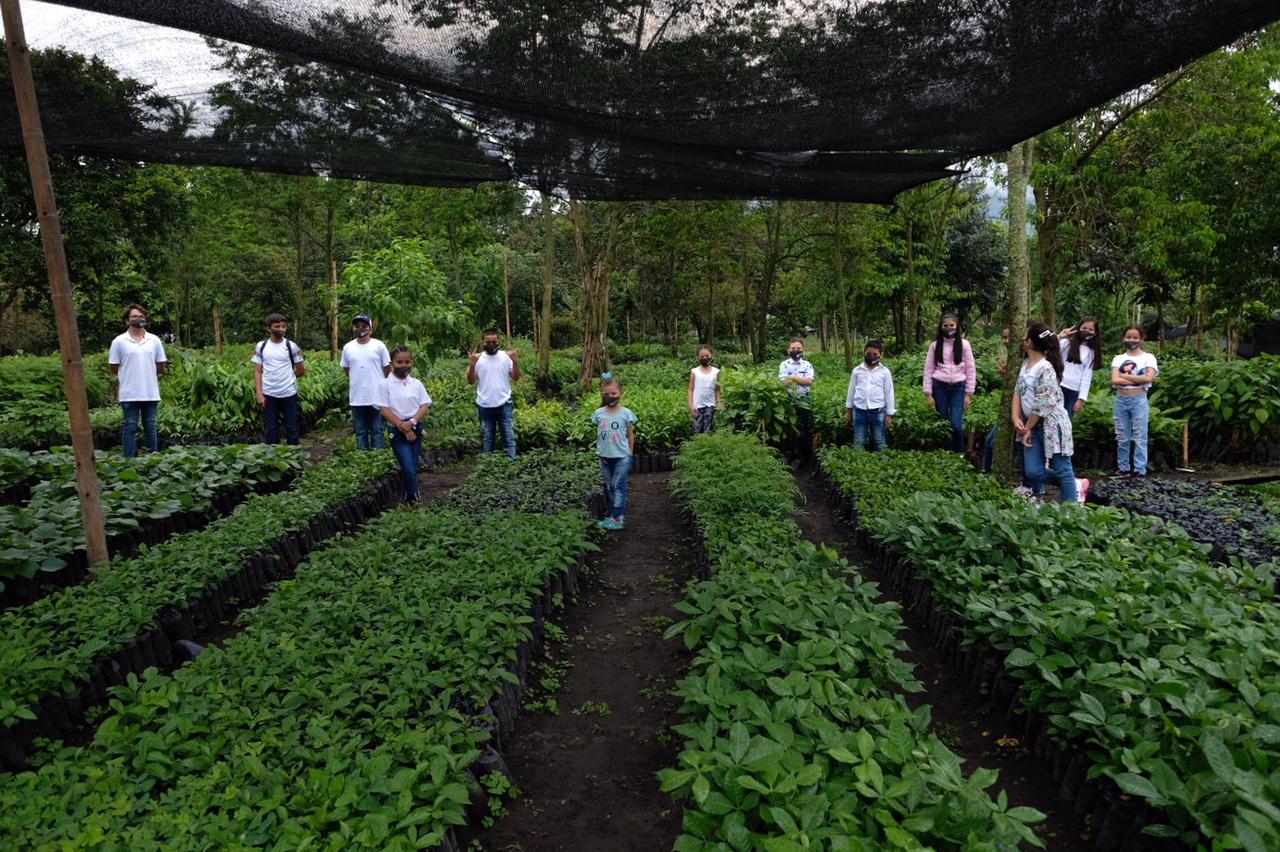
top-left (599, 516), bottom-right (625, 530)
top-left (1076, 477), bottom-right (1090, 505)
top-left (1013, 486), bottom-right (1034, 499)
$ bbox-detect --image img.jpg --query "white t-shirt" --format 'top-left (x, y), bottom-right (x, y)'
top-left (376, 374), bottom-right (432, 421)
top-left (340, 338), bottom-right (390, 406)
top-left (252, 338), bottom-right (304, 398)
top-left (108, 331), bottom-right (167, 402)
top-left (474, 351), bottom-right (515, 407)
top-left (1110, 351), bottom-right (1158, 390)
top-left (1059, 338), bottom-right (1096, 399)
top-left (690, 366), bottom-right (720, 408)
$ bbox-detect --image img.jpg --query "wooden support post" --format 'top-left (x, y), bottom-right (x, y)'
top-left (503, 244), bottom-right (512, 340)
top-left (330, 258), bottom-right (339, 360)
top-left (2, 0), bottom-right (109, 566)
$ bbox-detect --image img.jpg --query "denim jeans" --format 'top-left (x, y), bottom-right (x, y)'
top-left (1114, 392), bottom-right (1150, 474)
top-left (600, 454), bottom-right (633, 519)
top-left (1062, 386), bottom-right (1080, 422)
top-left (390, 423), bottom-right (424, 502)
top-left (1021, 422), bottom-right (1046, 496)
top-left (982, 424), bottom-right (997, 473)
top-left (478, 401), bottom-right (516, 459)
top-left (851, 407), bottom-right (886, 452)
top-left (121, 400), bottom-right (158, 458)
top-left (932, 380), bottom-right (967, 453)
top-left (263, 394), bottom-right (300, 445)
top-left (351, 405), bottom-right (385, 450)
top-left (788, 405), bottom-right (813, 463)
top-left (693, 406), bottom-right (716, 434)
top-left (1022, 437), bottom-right (1077, 503)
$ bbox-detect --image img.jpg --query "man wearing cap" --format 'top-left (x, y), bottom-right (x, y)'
top-left (340, 312), bottom-right (392, 449)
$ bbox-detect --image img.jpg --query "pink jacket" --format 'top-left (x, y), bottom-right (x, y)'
top-left (923, 338), bottom-right (977, 395)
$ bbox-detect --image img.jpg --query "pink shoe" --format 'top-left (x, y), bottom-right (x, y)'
top-left (1076, 478), bottom-right (1090, 504)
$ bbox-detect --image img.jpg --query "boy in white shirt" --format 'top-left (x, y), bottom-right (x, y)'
top-left (378, 346), bottom-right (432, 503)
top-left (779, 338), bottom-right (816, 466)
top-left (108, 303), bottom-right (167, 458)
top-left (467, 329), bottom-right (520, 459)
top-left (340, 312), bottom-right (391, 450)
top-left (843, 340), bottom-right (895, 452)
top-left (251, 313), bottom-right (306, 445)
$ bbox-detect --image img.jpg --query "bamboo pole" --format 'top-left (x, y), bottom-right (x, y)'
top-left (329, 258), bottom-right (339, 360)
top-left (503, 244), bottom-right (511, 340)
top-left (2, 0), bottom-right (109, 566)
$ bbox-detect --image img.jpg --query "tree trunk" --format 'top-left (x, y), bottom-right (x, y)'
top-left (502, 244), bottom-right (512, 340)
top-left (213, 303), bottom-right (223, 355)
top-left (327, 201), bottom-right (338, 359)
top-left (994, 140), bottom-right (1033, 481)
top-left (833, 204), bottom-right (854, 372)
top-left (753, 202), bottom-right (783, 363)
top-left (571, 198), bottom-right (621, 387)
top-left (538, 192), bottom-right (554, 385)
top-left (1034, 182), bottom-right (1059, 329)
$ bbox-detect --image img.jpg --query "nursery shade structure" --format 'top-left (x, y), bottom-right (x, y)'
top-left (4, 0), bottom-right (1279, 201)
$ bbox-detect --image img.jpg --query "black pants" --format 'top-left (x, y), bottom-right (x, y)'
top-left (789, 406), bottom-right (813, 463)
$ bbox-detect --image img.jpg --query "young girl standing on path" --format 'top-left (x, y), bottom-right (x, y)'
top-left (1111, 325), bottom-right (1158, 477)
top-left (1057, 317), bottom-right (1101, 422)
top-left (687, 346), bottom-right (721, 434)
top-left (593, 373), bottom-right (638, 530)
top-left (1014, 323), bottom-right (1088, 504)
top-left (923, 313), bottom-right (977, 454)
top-left (377, 347), bottom-right (431, 504)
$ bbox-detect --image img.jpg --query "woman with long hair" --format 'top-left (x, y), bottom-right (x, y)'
top-left (1111, 325), bottom-right (1158, 477)
top-left (1057, 317), bottom-right (1102, 421)
top-left (923, 313), bottom-right (977, 454)
top-left (1013, 322), bottom-right (1089, 504)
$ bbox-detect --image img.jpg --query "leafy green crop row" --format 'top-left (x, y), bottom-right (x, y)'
top-left (661, 433), bottom-right (1044, 850)
top-left (0, 467), bottom-right (595, 848)
top-left (0, 444), bottom-right (305, 593)
top-left (0, 448), bottom-right (396, 733)
top-left (820, 446), bottom-right (1280, 848)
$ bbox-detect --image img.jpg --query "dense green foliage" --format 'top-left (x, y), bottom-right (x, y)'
top-left (661, 433), bottom-right (1044, 849)
top-left (1155, 356), bottom-right (1280, 448)
top-left (822, 447), bottom-right (1280, 848)
top-left (0, 448), bottom-right (393, 727)
top-left (0, 444), bottom-right (303, 590)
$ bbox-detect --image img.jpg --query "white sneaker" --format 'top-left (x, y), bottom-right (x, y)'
top-left (1076, 478), bottom-right (1090, 505)
top-left (1013, 486), bottom-right (1033, 499)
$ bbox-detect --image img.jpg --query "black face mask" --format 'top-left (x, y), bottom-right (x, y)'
top-left (864, 355), bottom-right (880, 366)
top-left (354, 327), bottom-right (371, 339)
top-left (1125, 340), bottom-right (1142, 350)
top-left (942, 329), bottom-right (957, 339)
top-left (698, 357), bottom-right (712, 367)
top-left (484, 342), bottom-right (500, 355)
top-left (128, 319), bottom-right (147, 329)
top-left (789, 350), bottom-right (802, 361)
top-left (602, 395), bottom-right (620, 407)
top-left (270, 329), bottom-right (285, 340)
top-left (1080, 332), bottom-right (1095, 341)
top-left (393, 366), bottom-right (411, 378)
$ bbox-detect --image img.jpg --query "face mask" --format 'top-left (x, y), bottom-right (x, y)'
top-left (1080, 332), bottom-right (1095, 341)
top-left (270, 329), bottom-right (285, 340)
top-left (943, 329), bottom-right (957, 339)
top-left (354, 327), bottom-right (370, 339)
top-left (789, 350), bottom-right (802, 361)
top-left (864, 355), bottom-right (880, 366)
top-left (602, 395), bottom-right (620, 407)
top-left (1125, 340), bottom-right (1141, 350)
top-left (393, 366), bottom-right (411, 378)
top-left (698, 357), bottom-right (711, 367)
top-left (484, 342), bottom-right (500, 355)
top-left (129, 319), bottom-right (146, 329)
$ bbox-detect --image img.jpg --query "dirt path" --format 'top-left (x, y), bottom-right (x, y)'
top-left (484, 472), bottom-right (695, 852)
top-left (792, 472), bottom-right (1089, 852)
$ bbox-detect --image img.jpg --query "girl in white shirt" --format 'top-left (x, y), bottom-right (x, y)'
top-left (1111, 325), bottom-right (1158, 477)
top-left (1057, 317), bottom-right (1101, 422)
top-left (687, 346), bottom-right (722, 434)
top-left (377, 346), bottom-right (432, 503)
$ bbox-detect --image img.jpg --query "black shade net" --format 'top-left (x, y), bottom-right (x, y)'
top-left (3, 0), bottom-right (1277, 199)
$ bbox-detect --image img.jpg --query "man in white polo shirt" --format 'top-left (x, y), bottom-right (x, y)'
top-left (467, 328), bottom-right (520, 459)
top-left (251, 313), bottom-right (306, 445)
top-left (340, 312), bottom-right (391, 450)
top-left (108, 303), bottom-right (167, 458)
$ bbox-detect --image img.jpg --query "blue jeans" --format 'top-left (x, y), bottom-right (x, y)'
top-left (352, 405), bottom-right (385, 450)
top-left (390, 423), bottom-right (424, 502)
top-left (263, 394), bottom-right (300, 445)
top-left (851, 408), bottom-right (886, 452)
top-left (600, 455), bottom-right (632, 519)
top-left (1062, 386), bottom-right (1080, 422)
top-left (1022, 435), bottom-right (1078, 503)
top-left (1114, 392), bottom-right (1150, 474)
top-left (478, 401), bottom-right (516, 459)
top-left (121, 400), bottom-right (158, 458)
top-left (932, 380), bottom-right (966, 453)
top-left (1021, 423), bottom-right (1047, 496)
top-left (982, 425), bottom-right (997, 473)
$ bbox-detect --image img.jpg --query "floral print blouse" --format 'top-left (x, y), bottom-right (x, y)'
top-left (1015, 359), bottom-right (1074, 461)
